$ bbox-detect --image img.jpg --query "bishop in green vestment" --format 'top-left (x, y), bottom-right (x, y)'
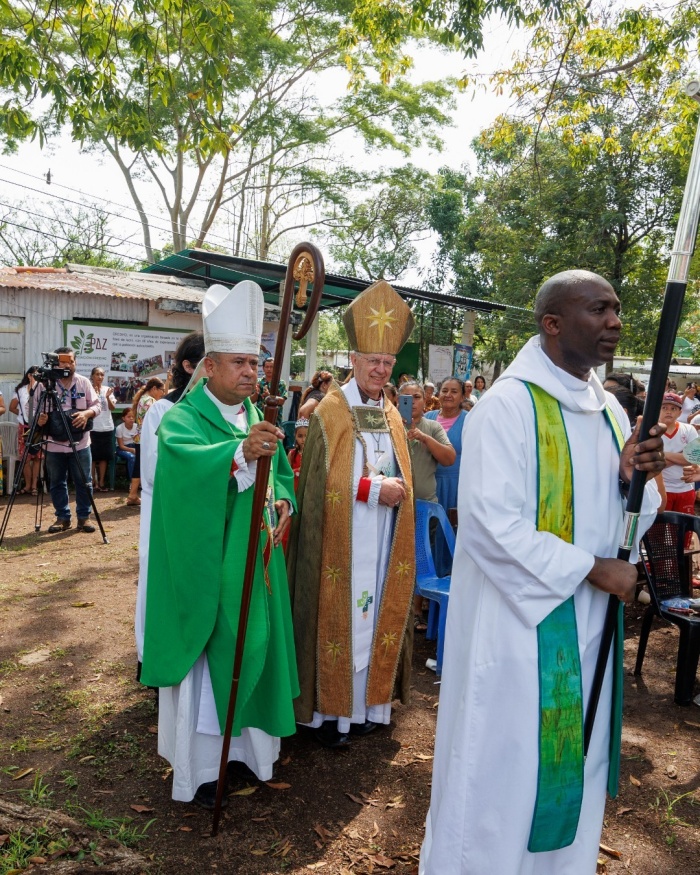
top-left (140, 281), bottom-right (299, 808)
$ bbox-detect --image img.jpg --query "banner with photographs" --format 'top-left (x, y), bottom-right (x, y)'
top-left (63, 321), bottom-right (192, 407)
top-left (453, 343), bottom-right (473, 381)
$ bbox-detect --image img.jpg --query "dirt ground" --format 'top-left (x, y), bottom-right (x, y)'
top-left (1, 492), bottom-right (699, 874)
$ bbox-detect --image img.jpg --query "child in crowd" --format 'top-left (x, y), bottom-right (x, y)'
top-left (287, 418), bottom-right (309, 494)
top-left (660, 392), bottom-right (698, 515)
top-left (115, 408), bottom-right (139, 480)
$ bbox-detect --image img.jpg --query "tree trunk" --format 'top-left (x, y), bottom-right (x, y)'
top-left (0, 798), bottom-right (149, 874)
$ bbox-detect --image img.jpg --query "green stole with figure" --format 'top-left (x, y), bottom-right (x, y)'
top-left (525, 382), bottom-right (625, 853)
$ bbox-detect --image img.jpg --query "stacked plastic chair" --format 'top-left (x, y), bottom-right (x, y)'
top-left (414, 499), bottom-right (456, 676)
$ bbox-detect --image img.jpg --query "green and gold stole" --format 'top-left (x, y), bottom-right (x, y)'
top-left (525, 383), bottom-right (625, 853)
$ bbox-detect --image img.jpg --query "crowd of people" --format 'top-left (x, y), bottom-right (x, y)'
top-left (3, 266), bottom-right (694, 874)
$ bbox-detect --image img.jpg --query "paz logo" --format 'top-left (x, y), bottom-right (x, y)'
top-left (70, 329), bottom-right (95, 355)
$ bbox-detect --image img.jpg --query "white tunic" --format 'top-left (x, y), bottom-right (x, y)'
top-left (420, 338), bottom-right (660, 875)
top-left (303, 380), bottom-right (396, 733)
top-left (141, 387), bottom-right (278, 802)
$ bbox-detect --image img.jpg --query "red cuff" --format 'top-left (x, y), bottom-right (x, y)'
top-left (230, 458), bottom-right (239, 477)
top-left (356, 477), bottom-right (372, 502)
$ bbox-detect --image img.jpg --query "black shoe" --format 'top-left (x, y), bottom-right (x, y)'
top-left (77, 519), bottom-right (96, 533)
top-left (349, 720), bottom-right (380, 737)
top-left (314, 720), bottom-right (351, 749)
top-left (226, 760), bottom-right (258, 783)
top-left (48, 519), bottom-right (71, 533)
top-left (192, 780), bottom-right (228, 810)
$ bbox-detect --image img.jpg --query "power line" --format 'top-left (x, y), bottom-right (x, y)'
top-left (0, 161), bottom-right (238, 251)
top-left (0, 206), bottom-right (538, 324)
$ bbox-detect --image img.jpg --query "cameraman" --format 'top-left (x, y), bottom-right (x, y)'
top-left (36, 347), bottom-right (101, 533)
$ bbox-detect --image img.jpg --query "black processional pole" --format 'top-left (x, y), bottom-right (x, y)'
top-left (584, 80), bottom-right (700, 755)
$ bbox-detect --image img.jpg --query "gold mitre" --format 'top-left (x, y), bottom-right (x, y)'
top-left (343, 280), bottom-right (414, 354)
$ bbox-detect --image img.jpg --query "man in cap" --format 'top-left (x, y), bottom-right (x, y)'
top-left (420, 270), bottom-right (666, 874)
top-left (287, 281), bottom-right (416, 748)
top-left (140, 282), bottom-right (299, 809)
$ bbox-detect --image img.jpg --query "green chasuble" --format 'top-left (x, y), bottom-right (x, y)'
top-left (140, 381), bottom-right (299, 737)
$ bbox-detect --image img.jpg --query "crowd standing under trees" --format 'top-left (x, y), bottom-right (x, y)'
top-left (0, 2), bottom-right (698, 375)
top-left (2, 0), bottom-right (700, 867)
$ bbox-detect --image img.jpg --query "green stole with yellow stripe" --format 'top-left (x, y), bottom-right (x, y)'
top-left (525, 382), bottom-right (625, 853)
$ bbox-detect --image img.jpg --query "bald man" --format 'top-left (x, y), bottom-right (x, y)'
top-left (420, 270), bottom-right (666, 874)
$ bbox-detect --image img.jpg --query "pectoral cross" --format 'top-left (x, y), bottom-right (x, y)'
top-left (357, 590), bottom-right (374, 619)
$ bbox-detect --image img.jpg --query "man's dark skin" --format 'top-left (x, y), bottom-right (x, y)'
top-left (535, 269), bottom-right (667, 604)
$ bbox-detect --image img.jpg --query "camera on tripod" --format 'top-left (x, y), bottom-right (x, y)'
top-left (33, 352), bottom-right (73, 386)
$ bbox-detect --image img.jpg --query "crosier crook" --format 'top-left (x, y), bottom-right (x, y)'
top-left (584, 81), bottom-right (700, 756)
top-left (211, 243), bottom-right (326, 835)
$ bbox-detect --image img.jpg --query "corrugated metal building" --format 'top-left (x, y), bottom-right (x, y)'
top-left (0, 264), bottom-right (287, 418)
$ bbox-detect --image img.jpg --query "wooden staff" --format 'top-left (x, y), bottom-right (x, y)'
top-left (211, 243), bottom-right (325, 835)
top-left (584, 81), bottom-right (700, 755)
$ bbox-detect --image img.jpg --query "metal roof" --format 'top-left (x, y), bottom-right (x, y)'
top-left (0, 264), bottom-right (288, 319)
top-left (142, 249), bottom-right (512, 314)
top-left (0, 264), bottom-right (206, 301)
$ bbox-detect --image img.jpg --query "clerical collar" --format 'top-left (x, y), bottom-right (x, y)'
top-left (357, 385), bottom-right (383, 406)
top-left (204, 384), bottom-right (245, 415)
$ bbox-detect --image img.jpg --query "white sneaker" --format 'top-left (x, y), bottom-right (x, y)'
top-left (425, 658), bottom-right (437, 672)
top-left (638, 589), bottom-right (651, 605)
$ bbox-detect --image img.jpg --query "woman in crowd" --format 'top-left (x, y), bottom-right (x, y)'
top-left (298, 370), bottom-right (333, 419)
top-left (425, 377), bottom-right (468, 575)
top-left (682, 382), bottom-right (698, 422)
top-left (400, 381), bottom-right (455, 631)
top-left (126, 377), bottom-right (165, 507)
top-left (473, 375), bottom-right (487, 399)
top-left (89, 367), bottom-right (116, 491)
top-left (9, 367), bottom-right (41, 494)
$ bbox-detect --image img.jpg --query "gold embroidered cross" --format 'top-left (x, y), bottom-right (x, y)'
top-left (381, 631), bottom-right (397, 653)
top-left (325, 565), bottom-right (341, 585)
top-left (326, 489), bottom-right (342, 508)
top-left (326, 641), bottom-right (342, 663)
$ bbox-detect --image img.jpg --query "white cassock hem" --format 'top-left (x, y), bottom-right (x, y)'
top-left (158, 653), bottom-right (280, 802)
top-left (300, 663), bottom-right (392, 733)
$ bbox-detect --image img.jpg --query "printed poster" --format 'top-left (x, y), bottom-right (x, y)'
top-left (428, 344), bottom-right (454, 385)
top-left (453, 343), bottom-right (473, 381)
top-left (63, 321), bottom-right (192, 407)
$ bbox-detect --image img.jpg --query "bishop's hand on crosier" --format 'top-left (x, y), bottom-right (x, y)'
top-left (242, 421), bottom-right (284, 462)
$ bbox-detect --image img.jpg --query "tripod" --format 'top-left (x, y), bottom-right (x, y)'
top-left (0, 381), bottom-right (108, 546)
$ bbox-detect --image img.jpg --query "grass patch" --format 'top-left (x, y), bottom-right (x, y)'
top-left (70, 804), bottom-right (155, 847)
top-left (19, 772), bottom-right (54, 806)
top-left (0, 827), bottom-right (71, 874)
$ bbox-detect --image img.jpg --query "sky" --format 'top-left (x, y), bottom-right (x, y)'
top-left (0, 15), bottom-right (523, 279)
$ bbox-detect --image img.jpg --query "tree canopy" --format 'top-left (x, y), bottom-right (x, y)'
top-left (0, 0), bottom-right (456, 261)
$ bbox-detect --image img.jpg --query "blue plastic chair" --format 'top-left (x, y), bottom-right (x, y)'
top-left (415, 499), bottom-right (456, 676)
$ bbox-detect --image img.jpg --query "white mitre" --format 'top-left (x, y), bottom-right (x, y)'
top-left (203, 280), bottom-right (264, 354)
